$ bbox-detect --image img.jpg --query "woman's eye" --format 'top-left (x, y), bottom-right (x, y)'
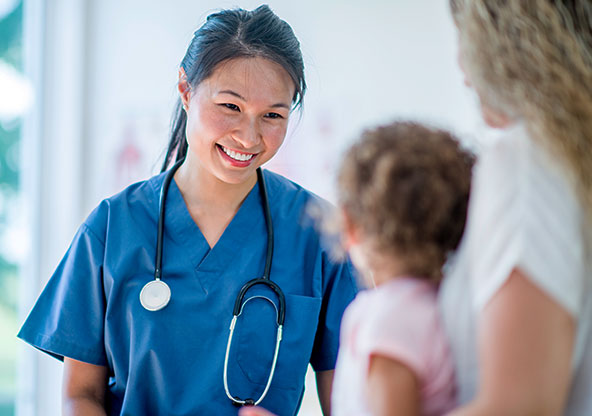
top-left (222, 103), bottom-right (240, 111)
top-left (265, 112), bottom-right (283, 119)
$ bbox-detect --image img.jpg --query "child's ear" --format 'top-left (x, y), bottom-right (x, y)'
top-left (341, 208), bottom-right (362, 249)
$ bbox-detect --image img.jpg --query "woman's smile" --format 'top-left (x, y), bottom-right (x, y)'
top-left (216, 143), bottom-right (258, 167)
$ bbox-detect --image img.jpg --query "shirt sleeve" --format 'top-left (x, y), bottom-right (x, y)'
top-left (467, 128), bottom-right (587, 316)
top-left (17, 219), bottom-right (108, 366)
top-left (358, 286), bottom-right (441, 383)
top-left (309, 255), bottom-right (359, 372)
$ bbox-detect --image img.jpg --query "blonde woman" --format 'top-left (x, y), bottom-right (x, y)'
top-left (440, 0), bottom-right (592, 414)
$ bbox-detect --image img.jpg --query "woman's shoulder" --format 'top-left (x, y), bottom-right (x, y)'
top-left (476, 124), bottom-right (534, 184)
top-left (479, 124), bottom-right (574, 190)
top-left (263, 169), bottom-right (329, 201)
top-left (472, 123), bottom-right (581, 224)
top-left (83, 172), bottom-right (164, 241)
top-left (263, 169), bottom-right (334, 216)
top-left (465, 124), bottom-right (587, 314)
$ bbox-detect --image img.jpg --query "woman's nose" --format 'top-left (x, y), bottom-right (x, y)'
top-left (233, 118), bottom-right (261, 148)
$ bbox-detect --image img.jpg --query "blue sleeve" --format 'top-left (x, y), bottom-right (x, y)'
top-left (310, 254), bottom-right (359, 372)
top-left (17, 221), bottom-right (108, 366)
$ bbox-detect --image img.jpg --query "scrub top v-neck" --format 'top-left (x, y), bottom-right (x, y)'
top-left (164, 175), bottom-right (263, 274)
top-left (18, 168), bottom-right (358, 416)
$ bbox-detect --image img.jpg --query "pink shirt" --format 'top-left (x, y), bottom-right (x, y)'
top-left (332, 277), bottom-right (456, 416)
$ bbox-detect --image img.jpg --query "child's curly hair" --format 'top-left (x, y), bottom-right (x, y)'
top-left (338, 121), bottom-right (474, 281)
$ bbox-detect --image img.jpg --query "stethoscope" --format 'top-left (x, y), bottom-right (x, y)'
top-left (139, 159), bottom-right (285, 407)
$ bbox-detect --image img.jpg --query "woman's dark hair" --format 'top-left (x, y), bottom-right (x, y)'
top-left (161, 4), bottom-right (306, 171)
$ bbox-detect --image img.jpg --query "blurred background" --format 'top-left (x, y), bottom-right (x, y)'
top-left (0, 0), bottom-right (485, 415)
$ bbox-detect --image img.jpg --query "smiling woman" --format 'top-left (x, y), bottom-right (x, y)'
top-left (175, 57), bottom-right (295, 247)
top-left (17, 5), bottom-right (357, 416)
top-left (182, 58), bottom-right (293, 176)
top-left (162, 4), bottom-right (306, 174)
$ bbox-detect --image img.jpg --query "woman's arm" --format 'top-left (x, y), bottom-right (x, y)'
top-left (366, 354), bottom-right (420, 416)
top-left (450, 269), bottom-right (575, 416)
top-left (316, 369), bottom-right (334, 415)
top-left (62, 358), bottom-right (108, 416)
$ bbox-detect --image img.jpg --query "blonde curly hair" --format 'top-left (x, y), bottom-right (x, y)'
top-left (451, 0), bottom-right (592, 223)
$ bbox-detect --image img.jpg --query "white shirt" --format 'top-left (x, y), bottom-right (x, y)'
top-left (439, 124), bottom-right (592, 414)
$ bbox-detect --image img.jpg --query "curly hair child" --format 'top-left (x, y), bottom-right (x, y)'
top-left (331, 121), bottom-right (474, 416)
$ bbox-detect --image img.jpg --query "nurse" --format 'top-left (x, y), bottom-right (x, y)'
top-left (18, 5), bottom-right (357, 415)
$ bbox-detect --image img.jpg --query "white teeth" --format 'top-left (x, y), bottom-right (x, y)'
top-left (220, 145), bottom-right (254, 162)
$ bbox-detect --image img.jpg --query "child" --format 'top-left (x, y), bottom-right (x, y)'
top-left (331, 121), bottom-right (473, 415)
top-left (240, 121), bottom-right (473, 416)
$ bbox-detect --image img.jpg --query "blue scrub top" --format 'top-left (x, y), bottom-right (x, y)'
top-left (18, 169), bottom-right (358, 415)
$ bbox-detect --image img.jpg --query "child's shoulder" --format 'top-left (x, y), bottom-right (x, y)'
top-left (356, 278), bottom-right (451, 380)
top-left (362, 277), bottom-right (441, 333)
top-left (376, 277), bottom-right (437, 309)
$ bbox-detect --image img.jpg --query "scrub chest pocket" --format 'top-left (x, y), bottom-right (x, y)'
top-left (236, 293), bottom-right (322, 390)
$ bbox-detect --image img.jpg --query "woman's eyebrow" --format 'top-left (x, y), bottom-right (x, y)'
top-left (218, 89), bottom-right (290, 109)
top-left (218, 89), bottom-right (245, 100)
top-left (270, 102), bottom-right (290, 109)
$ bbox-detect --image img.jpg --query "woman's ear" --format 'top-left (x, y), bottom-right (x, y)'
top-left (480, 100), bottom-right (513, 128)
top-left (178, 68), bottom-right (191, 111)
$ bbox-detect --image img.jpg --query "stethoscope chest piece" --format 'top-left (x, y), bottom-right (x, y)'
top-left (140, 279), bottom-right (171, 311)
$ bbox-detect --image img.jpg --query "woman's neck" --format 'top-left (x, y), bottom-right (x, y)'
top-left (173, 154), bottom-right (258, 214)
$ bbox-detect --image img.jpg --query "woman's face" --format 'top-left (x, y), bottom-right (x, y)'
top-left (179, 57), bottom-right (295, 185)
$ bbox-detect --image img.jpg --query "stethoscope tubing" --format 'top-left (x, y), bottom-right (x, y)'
top-left (154, 159), bottom-right (184, 282)
top-left (258, 167), bottom-right (274, 281)
top-left (224, 295), bottom-right (283, 406)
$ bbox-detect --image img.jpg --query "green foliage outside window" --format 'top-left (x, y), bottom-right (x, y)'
top-left (0, 1), bottom-right (23, 415)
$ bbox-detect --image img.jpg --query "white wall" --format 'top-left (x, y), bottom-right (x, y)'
top-left (19, 1), bottom-right (482, 415)
top-left (82, 0), bottom-right (481, 210)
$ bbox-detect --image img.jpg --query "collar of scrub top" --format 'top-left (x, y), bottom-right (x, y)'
top-left (145, 157), bottom-right (286, 407)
